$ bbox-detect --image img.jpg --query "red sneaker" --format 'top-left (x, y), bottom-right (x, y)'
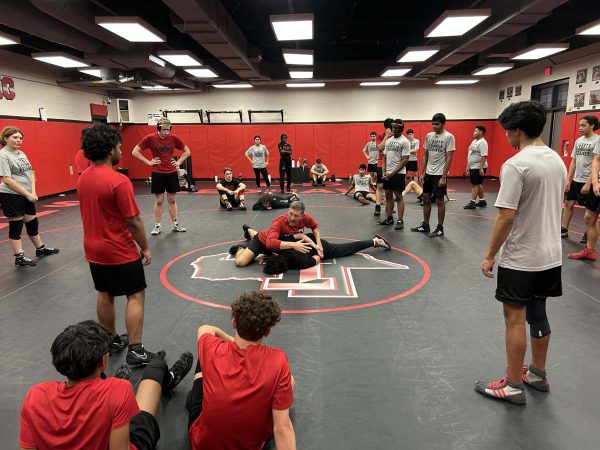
top-left (475, 375), bottom-right (526, 405)
top-left (568, 246), bottom-right (597, 261)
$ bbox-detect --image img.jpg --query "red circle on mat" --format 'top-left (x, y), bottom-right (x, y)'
top-left (160, 238), bottom-right (430, 314)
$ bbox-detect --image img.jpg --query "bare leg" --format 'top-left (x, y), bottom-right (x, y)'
top-left (97, 292), bottom-right (117, 336)
top-left (470, 185), bottom-right (478, 202)
top-left (436, 197), bottom-right (445, 225)
top-left (125, 290), bottom-right (145, 345)
top-left (561, 200), bottom-right (575, 230)
top-left (375, 184), bottom-right (383, 205)
top-left (585, 210), bottom-right (599, 250)
top-left (503, 303), bottom-right (527, 383)
top-left (531, 335), bottom-right (550, 371)
top-left (395, 193), bottom-right (405, 220)
top-left (385, 190), bottom-right (394, 217)
top-left (154, 193), bottom-right (164, 224)
top-left (235, 248), bottom-right (258, 267)
top-left (478, 184), bottom-right (485, 200)
top-left (422, 193), bottom-right (432, 224)
top-left (167, 193), bottom-right (178, 222)
top-left (135, 379), bottom-right (161, 417)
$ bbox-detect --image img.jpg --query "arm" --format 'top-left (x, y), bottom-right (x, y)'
top-left (272, 409), bottom-right (296, 450)
top-left (293, 233), bottom-right (317, 248)
top-left (198, 325), bottom-right (234, 342)
top-left (479, 156), bottom-right (487, 175)
top-left (420, 149), bottom-right (428, 181)
top-left (565, 160), bottom-right (576, 191)
top-left (322, 165), bottom-right (329, 176)
top-left (3, 177), bottom-right (36, 201)
top-left (174, 145), bottom-right (191, 167)
top-left (343, 182), bottom-right (354, 195)
top-left (265, 149), bottom-right (270, 166)
top-left (481, 208), bottom-right (516, 277)
top-left (389, 156), bottom-right (409, 178)
top-left (376, 129), bottom-right (391, 151)
top-left (108, 423), bottom-right (130, 450)
top-left (311, 227), bottom-right (323, 257)
top-left (439, 151), bottom-right (454, 185)
top-left (132, 145), bottom-right (159, 166)
top-left (245, 153), bottom-right (254, 164)
top-left (125, 215), bottom-right (151, 265)
top-left (362, 143), bottom-right (370, 160)
top-left (593, 154), bottom-right (600, 196)
top-left (235, 182), bottom-right (246, 192)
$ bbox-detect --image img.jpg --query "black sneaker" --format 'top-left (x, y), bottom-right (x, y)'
top-left (109, 333), bottom-right (129, 356)
top-left (164, 352), bottom-right (194, 395)
top-left (463, 201), bottom-right (477, 209)
top-left (189, 185), bottom-right (197, 192)
top-left (374, 205), bottom-right (381, 216)
top-left (476, 200), bottom-right (487, 207)
top-left (394, 219), bottom-right (404, 230)
top-left (242, 224), bottom-right (252, 240)
top-left (428, 225), bottom-right (444, 237)
top-left (229, 244), bottom-right (247, 256)
top-left (238, 201), bottom-right (247, 211)
top-left (36, 246), bottom-right (60, 257)
top-left (113, 364), bottom-right (131, 380)
top-left (126, 346), bottom-right (166, 366)
top-left (15, 253), bottom-right (36, 266)
top-left (580, 233), bottom-right (588, 244)
top-left (377, 217), bottom-right (394, 226)
top-left (560, 227), bottom-right (569, 239)
top-left (411, 223), bottom-right (430, 233)
top-left (225, 201), bottom-right (233, 211)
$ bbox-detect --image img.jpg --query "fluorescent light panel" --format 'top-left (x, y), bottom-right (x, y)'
top-left (270, 13), bottom-right (314, 41)
top-left (360, 81), bottom-right (400, 86)
top-left (577, 18), bottom-right (600, 35)
top-left (32, 52), bottom-right (89, 68)
top-left (184, 68), bottom-right (218, 78)
top-left (472, 63), bottom-right (514, 76)
top-left (0, 31), bottom-right (20, 45)
top-left (425, 9), bottom-right (491, 37)
top-left (397, 46), bottom-right (440, 63)
top-left (79, 68), bottom-right (102, 78)
top-left (142, 85), bottom-right (170, 90)
top-left (381, 66), bottom-right (412, 77)
top-left (213, 83), bottom-right (253, 89)
top-left (157, 51), bottom-right (202, 66)
top-left (96, 16), bottom-right (165, 42)
top-left (289, 70), bottom-right (313, 79)
top-left (286, 83), bottom-right (325, 88)
top-left (511, 44), bottom-right (569, 60)
top-left (282, 49), bottom-right (314, 65)
top-left (435, 79), bottom-right (480, 85)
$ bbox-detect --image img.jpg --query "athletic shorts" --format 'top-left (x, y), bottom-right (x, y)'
top-left (129, 411), bottom-right (160, 450)
top-left (383, 173), bottom-right (406, 191)
top-left (564, 181), bottom-right (587, 206)
top-left (0, 192), bottom-right (36, 217)
top-left (406, 161), bottom-right (418, 172)
top-left (496, 266), bottom-right (562, 306)
top-left (217, 189), bottom-right (240, 207)
top-left (151, 171), bottom-right (179, 194)
top-left (246, 234), bottom-right (271, 256)
top-left (586, 190), bottom-right (600, 213)
top-left (469, 168), bottom-right (487, 185)
top-left (354, 191), bottom-right (369, 199)
top-left (367, 163), bottom-right (378, 173)
top-left (89, 259), bottom-right (147, 297)
top-left (187, 378), bottom-right (203, 431)
top-left (422, 174), bottom-right (447, 197)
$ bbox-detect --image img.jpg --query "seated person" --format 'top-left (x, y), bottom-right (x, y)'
top-left (343, 163), bottom-right (376, 205)
top-left (310, 159), bottom-right (329, 186)
top-left (187, 291), bottom-right (296, 450)
top-left (177, 160), bottom-right (196, 192)
top-left (253, 192), bottom-right (300, 210)
top-left (216, 167), bottom-right (246, 211)
top-left (19, 320), bottom-right (192, 450)
top-left (402, 179), bottom-right (424, 205)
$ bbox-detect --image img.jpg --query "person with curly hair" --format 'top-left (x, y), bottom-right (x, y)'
top-left (187, 291), bottom-right (296, 450)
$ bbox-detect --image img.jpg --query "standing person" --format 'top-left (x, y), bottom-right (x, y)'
top-left (131, 117), bottom-right (190, 236)
top-left (343, 164), bottom-right (377, 205)
top-left (78, 124), bottom-right (163, 365)
top-left (411, 113), bottom-right (455, 237)
top-left (477, 101), bottom-right (566, 405)
top-left (464, 125), bottom-right (489, 209)
top-left (310, 159), bottom-right (329, 186)
top-left (406, 129), bottom-right (420, 181)
top-left (377, 119), bottom-right (411, 230)
top-left (374, 118), bottom-right (394, 216)
top-left (278, 133), bottom-right (293, 193)
top-left (0, 126), bottom-right (59, 267)
top-left (245, 135), bottom-right (271, 192)
top-left (561, 116), bottom-right (599, 242)
top-left (362, 131), bottom-right (379, 186)
top-left (216, 167), bottom-right (247, 211)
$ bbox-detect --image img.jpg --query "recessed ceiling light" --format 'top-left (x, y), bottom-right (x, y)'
top-left (289, 69), bottom-right (313, 79)
top-left (0, 31), bottom-right (20, 46)
top-left (425, 9), bottom-right (491, 37)
top-left (95, 16), bottom-right (165, 42)
top-left (184, 68), bottom-right (218, 78)
top-left (576, 18), bottom-right (600, 35)
top-left (396, 46), bottom-right (440, 63)
top-left (141, 85), bottom-right (170, 90)
top-left (157, 51), bottom-right (203, 66)
top-left (511, 44), bottom-right (569, 60)
top-left (380, 66), bottom-right (412, 77)
top-left (286, 82), bottom-right (325, 88)
top-left (360, 81), bottom-right (401, 86)
top-left (282, 49), bottom-right (314, 65)
top-left (435, 79), bottom-right (480, 85)
top-left (78, 68), bottom-right (102, 78)
top-left (270, 13), bottom-right (314, 41)
top-left (472, 64), bottom-right (514, 76)
top-left (32, 52), bottom-right (89, 68)
top-left (213, 83), bottom-right (253, 89)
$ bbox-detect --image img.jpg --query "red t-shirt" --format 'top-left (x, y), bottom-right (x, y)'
top-left (77, 165), bottom-right (141, 265)
top-left (74, 149), bottom-right (91, 175)
top-left (19, 377), bottom-right (140, 450)
top-left (258, 213), bottom-right (319, 251)
top-left (189, 334), bottom-right (294, 450)
top-left (137, 133), bottom-right (185, 173)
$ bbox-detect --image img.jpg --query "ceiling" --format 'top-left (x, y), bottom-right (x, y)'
top-left (0, 0), bottom-right (599, 93)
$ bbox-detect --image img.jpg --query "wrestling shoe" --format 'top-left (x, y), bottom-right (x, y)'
top-left (428, 225), bottom-right (444, 237)
top-left (568, 246), bottom-right (597, 261)
top-left (522, 365), bottom-right (550, 392)
top-left (225, 201), bottom-right (233, 211)
top-left (126, 345), bottom-right (166, 366)
top-left (373, 235), bottom-right (391, 250)
top-left (109, 333), bottom-right (129, 356)
top-left (150, 224), bottom-right (161, 235)
top-left (463, 201), bottom-right (476, 209)
top-left (36, 245), bottom-right (60, 257)
top-left (164, 352), bottom-right (194, 395)
top-left (474, 375), bottom-right (526, 405)
top-left (410, 222), bottom-right (430, 233)
top-left (172, 222), bottom-right (186, 232)
top-left (242, 224), bottom-right (252, 240)
top-left (394, 219), bottom-right (404, 230)
top-left (113, 364), bottom-right (131, 380)
top-left (560, 227), bottom-right (569, 239)
top-left (580, 233), bottom-right (588, 244)
top-left (377, 217), bottom-right (394, 226)
top-left (476, 200), bottom-right (487, 207)
top-left (374, 204), bottom-right (381, 216)
top-left (189, 185), bottom-right (197, 192)
top-left (15, 253), bottom-right (36, 266)
top-left (238, 201), bottom-right (247, 211)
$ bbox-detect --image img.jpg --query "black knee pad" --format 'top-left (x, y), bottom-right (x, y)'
top-left (25, 217), bottom-right (39, 236)
top-left (8, 219), bottom-right (24, 240)
top-left (526, 299), bottom-right (551, 338)
top-left (140, 358), bottom-right (169, 385)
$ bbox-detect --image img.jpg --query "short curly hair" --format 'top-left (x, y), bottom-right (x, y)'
top-left (231, 291), bottom-right (281, 341)
top-left (80, 124), bottom-right (122, 161)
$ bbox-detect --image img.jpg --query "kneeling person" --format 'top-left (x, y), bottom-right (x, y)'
top-left (343, 164), bottom-right (376, 205)
top-left (216, 167), bottom-right (246, 211)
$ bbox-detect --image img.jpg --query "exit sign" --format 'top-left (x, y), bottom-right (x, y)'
top-left (544, 67), bottom-right (552, 77)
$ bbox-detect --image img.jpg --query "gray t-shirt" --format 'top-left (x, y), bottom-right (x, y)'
top-left (311, 163), bottom-right (328, 174)
top-left (245, 145), bottom-right (269, 168)
top-left (467, 138), bottom-right (489, 169)
top-left (571, 135), bottom-right (598, 183)
top-left (408, 138), bottom-right (420, 161)
top-left (0, 147), bottom-right (33, 195)
top-left (424, 130), bottom-right (455, 175)
top-left (495, 145), bottom-right (566, 271)
top-left (352, 174), bottom-right (372, 192)
top-left (384, 135), bottom-right (411, 174)
top-left (363, 141), bottom-right (378, 164)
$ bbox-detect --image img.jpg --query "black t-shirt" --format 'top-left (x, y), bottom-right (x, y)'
top-left (219, 178), bottom-right (241, 190)
top-left (278, 142), bottom-right (292, 161)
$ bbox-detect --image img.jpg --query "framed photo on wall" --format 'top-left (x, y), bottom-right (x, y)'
top-left (590, 90), bottom-right (600, 105)
top-left (507, 86), bottom-right (514, 97)
top-left (574, 92), bottom-right (585, 108)
top-left (576, 68), bottom-right (588, 84)
top-left (515, 85), bottom-right (522, 96)
top-left (593, 65), bottom-right (600, 82)
top-left (499, 89), bottom-right (505, 100)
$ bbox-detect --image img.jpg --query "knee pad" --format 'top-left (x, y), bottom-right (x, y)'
top-left (526, 299), bottom-right (551, 338)
top-left (25, 217), bottom-right (39, 236)
top-left (140, 358), bottom-right (169, 385)
top-left (8, 219), bottom-right (24, 240)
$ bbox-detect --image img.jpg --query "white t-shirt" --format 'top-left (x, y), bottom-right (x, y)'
top-left (363, 141), bottom-right (378, 165)
top-left (424, 130), bottom-right (455, 175)
top-left (245, 145), bottom-right (269, 168)
top-left (571, 134), bottom-right (598, 183)
top-left (352, 174), bottom-right (372, 192)
top-left (495, 145), bottom-right (566, 271)
top-left (408, 138), bottom-right (419, 161)
top-left (467, 138), bottom-right (489, 170)
top-left (384, 135), bottom-right (411, 174)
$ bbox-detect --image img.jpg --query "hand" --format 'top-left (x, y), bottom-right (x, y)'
top-left (141, 248), bottom-right (152, 265)
top-left (384, 128), bottom-right (392, 137)
top-left (581, 183), bottom-right (590, 194)
top-left (465, 169), bottom-right (469, 176)
top-left (481, 257), bottom-right (494, 278)
top-left (316, 243), bottom-right (324, 258)
top-left (292, 241), bottom-right (312, 253)
top-left (149, 157), bottom-right (160, 166)
top-left (171, 159), bottom-right (180, 167)
top-left (594, 182), bottom-right (600, 197)
top-left (479, 169), bottom-right (484, 177)
top-left (564, 182), bottom-right (571, 192)
top-left (438, 176), bottom-right (446, 187)
top-left (227, 189), bottom-right (234, 195)
top-left (418, 175), bottom-right (424, 184)
top-left (383, 172), bottom-right (389, 179)
top-left (26, 192), bottom-right (38, 202)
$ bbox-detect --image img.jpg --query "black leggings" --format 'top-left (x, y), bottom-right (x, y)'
top-left (253, 168), bottom-right (270, 188)
top-left (322, 239), bottom-right (372, 259)
top-left (279, 158), bottom-right (292, 190)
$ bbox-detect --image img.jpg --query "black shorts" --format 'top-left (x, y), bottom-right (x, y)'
top-left (469, 168), bottom-right (487, 185)
top-left (496, 266), bottom-right (562, 306)
top-left (246, 234), bottom-right (271, 256)
top-left (187, 377), bottom-right (203, 431)
top-left (354, 191), bottom-right (369, 199)
top-left (151, 171), bottom-right (179, 194)
top-left (406, 161), bottom-right (418, 172)
top-left (586, 190), bottom-right (600, 213)
top-left (129, 411), bottom-right (160, 450)
top-left (89, 259), bottom-right (147, 297)
top-left (564, 181), bottom-right (586, 206)
top-left (367, 163), bottom-right (378, 173)
top-left (422, 174), bottom-right (447, 197)
top-left (383, 173), bottom-right (406, 191)
top-left (0, 192), bottom-right (36, 217)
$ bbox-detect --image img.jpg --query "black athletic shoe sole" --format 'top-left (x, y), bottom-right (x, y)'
top-left (242, 224), bottom-right (252, 240)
